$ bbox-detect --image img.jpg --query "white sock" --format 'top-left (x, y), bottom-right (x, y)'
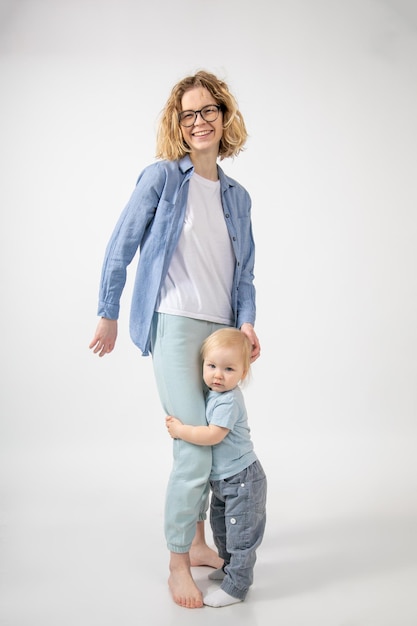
top-left (204, 589), bottom-right (242, 608)
top-left (208, 567), bottom-right (226, 581)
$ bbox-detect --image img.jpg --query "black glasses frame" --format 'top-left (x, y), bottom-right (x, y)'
top-left (178, 104), bottom-right (222, 127)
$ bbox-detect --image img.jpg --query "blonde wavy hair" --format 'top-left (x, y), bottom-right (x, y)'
top-left (156, 70), bottom-right (248, 161)
top-left (201, 328), bottom-right (252, 385)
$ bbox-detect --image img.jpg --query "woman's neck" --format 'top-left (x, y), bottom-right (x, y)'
top-left (190, 153), bottom-right (219, 181)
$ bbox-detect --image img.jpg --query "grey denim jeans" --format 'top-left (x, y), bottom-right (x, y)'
top-left (210, 459), bottom-right (267, 600)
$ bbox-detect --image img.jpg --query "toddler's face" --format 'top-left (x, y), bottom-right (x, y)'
top-left (203, 345), bottom-right (246, 393)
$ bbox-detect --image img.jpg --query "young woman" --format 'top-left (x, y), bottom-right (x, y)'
top-left (89, 70), bottom-right (260, 608)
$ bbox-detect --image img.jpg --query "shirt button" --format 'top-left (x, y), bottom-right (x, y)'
top-left (230, 518), bottom-right (236, 525)
top-left (241, 483), bottom-right (245, 487)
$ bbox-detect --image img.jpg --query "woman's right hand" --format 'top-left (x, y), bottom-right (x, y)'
top-left (89, 318), bottom-right (118, 357)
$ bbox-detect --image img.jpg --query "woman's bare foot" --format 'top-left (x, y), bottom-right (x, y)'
top-left (190, 521), bottom-right (224, 569)
top-left (190, 543), bottom-right (223, 569)
top-left (169, 552), bottom-right (204, 609)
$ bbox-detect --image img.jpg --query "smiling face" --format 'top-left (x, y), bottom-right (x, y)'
top-left (180, 87), bottom-right (223, 158)
top-left (203, 344), bottom-right (247, 393)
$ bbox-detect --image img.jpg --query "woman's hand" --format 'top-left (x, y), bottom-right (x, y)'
top-left (240, 323), bottom-right (261, 363)
top-left (89, 318), bottom-right (118, 357)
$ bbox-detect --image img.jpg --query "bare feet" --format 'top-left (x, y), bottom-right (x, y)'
top-left (190, 521), bottom-right (224, 569)
top-left (169, 552), bottom-right (203, 609)
top-left (190, 542), bottom-right (224, 569)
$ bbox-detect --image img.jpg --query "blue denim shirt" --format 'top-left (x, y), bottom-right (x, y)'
top-left (98, 156), bottom-right (256, 355)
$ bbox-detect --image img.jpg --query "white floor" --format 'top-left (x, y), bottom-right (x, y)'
top-left (1, 432), bottom-right (416, 626)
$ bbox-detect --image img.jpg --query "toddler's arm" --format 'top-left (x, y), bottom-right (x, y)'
top-left (165, 415), bottom-right (229, 446)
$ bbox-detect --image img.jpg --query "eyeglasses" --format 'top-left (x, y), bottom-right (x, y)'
top-left (178, 104), bottom-right (222, 127)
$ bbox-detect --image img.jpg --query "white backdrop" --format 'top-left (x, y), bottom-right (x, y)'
top-left (1, 1), bottom-right (416, 624)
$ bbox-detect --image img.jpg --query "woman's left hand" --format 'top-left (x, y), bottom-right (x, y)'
top-left (240, 323), bottom-right (261, 363)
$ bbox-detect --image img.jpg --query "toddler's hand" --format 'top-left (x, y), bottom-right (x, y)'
top-left (165, 415), bottom-right (182, 439)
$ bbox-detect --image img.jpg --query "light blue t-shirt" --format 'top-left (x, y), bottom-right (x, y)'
top-left (206, 387), bottom-right (258, 481)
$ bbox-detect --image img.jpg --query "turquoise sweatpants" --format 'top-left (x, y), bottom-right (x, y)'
top-left (151, 312), bottom-right (228, 553)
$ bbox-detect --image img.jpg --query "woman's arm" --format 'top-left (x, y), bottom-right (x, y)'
top-left (165, 415), bottom-right (229, 446)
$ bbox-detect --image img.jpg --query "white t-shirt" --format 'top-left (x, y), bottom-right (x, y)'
top-left (157, 172), bottom-right (234, 324)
